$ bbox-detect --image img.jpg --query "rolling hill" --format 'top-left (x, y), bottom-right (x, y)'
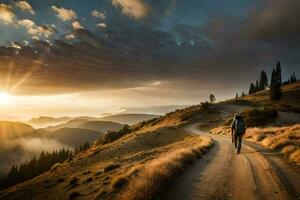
top-left (0, 121), bottom-right (34, 141)
top-left (27, 116), bottom-right (100, 129)
top-left (45, 119), bottom-right (91, 131)
top-left (78, 121), bottom-right (124, 133)
top-left (99, 114), bottom-right (160, 125)
top-left (45, 128), bottom-right (104, 148)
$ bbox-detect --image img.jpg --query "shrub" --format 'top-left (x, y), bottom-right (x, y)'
top-left (111, 166), bottom-right (141, 190)
top-left (103, 125), bottom-right (132, 144)
top-left (69, 191), bottom-right (81, 199)
top-left (69, 176), bottom-right (78, 185)
top-left (242, 109), bottom-right (278, 127)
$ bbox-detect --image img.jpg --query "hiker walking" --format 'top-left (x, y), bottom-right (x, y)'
top-left (231, 113), bottom-right (246, 154)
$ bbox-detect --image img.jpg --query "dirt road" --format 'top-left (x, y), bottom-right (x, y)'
top-left (162, 123), bottom-right (300, 200)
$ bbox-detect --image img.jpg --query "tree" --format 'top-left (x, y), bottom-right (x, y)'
top-left (276, 61), bottom-right (282, 86)
top-left (259, 70), bottom-right (268, 90)
top-left (235, 93), bottom-right (239, 98)
top-left (249, 83), bottom-right (255, 94)
top-left (270, 69), bottom-right (282, 100)
top-left (255, 80), bottom-right (259, 92)
top-left (241, 92), bottom-right (246, 97)
top-left (0, 148), bottom-right (72, 189)
top-left (290, 72), bottom-right (297, 83)
top-left (209, 94), bottom-right (216, 103)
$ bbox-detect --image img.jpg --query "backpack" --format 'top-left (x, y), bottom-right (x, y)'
top-left (235, 117), bottom-right (245, 135)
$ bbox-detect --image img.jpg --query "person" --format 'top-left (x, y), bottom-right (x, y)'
top-left (231, 113), bottom-right (246, 154)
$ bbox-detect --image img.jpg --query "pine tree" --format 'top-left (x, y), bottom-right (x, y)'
top-left (259, 70), bottom-right (268, 90)
top-left (270, 69), bottom-right (282, 100)
top-left (249, 83), bottom-right (255, 94)
top-left (241, 92), bottom-right (246, 97)
top-left (290, 72), bottom-right (297, 83)
top-left (255, 80), bottom-right (259, 92)
top-left (276, 61), bottom-right (282, 86)
top-left (235, 93), bottom-right (238, 98)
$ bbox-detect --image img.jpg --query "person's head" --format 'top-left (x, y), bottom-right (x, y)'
top-left (234, 113), bottom-right (242, 120)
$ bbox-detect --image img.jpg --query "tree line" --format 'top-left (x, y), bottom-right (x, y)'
top-left (0, 142), bottom-right (91, 190)
top-left (236, 61), bottom-right (297, 100)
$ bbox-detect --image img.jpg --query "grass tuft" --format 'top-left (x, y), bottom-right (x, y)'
top-left (103, 163), bottom-right (121, 173)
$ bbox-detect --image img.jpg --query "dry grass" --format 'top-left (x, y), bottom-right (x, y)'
top-left (118, 137), bottom-right (213, 200)
top-left (210, 126), bottom-right (231, 135)
top-left (245, 124), bottom-right (300, 164)
top-left (103, 163), bottom-right (121, 173)
top-left (111, 165), bottom-right (142, 190)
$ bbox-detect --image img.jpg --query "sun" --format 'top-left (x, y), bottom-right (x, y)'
top-left (0, 92), bottom-right (12, 105)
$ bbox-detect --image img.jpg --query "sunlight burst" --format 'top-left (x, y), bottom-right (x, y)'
top-left (0, 92), bottom-right (12, 105)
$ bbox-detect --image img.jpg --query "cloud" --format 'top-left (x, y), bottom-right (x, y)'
top-left (96, 23), bottom-right (107, 29)
top-left (51, 6), bottom-right (77, 21)
top-left (18, 19), bottom-right (57, 38)
top-left (246, 0), bottom-right (300, 42)
top-left (112, 0), bottom-right (150, 19)
top-left (18, 18), bottom-right (35, 28)
top-left (15, 1), bottom-right (35, 15)
top-left (0, 3), bottom-right (16, 24)
top-left (72, 21), bottom-right (84, 30)
top-left (91, 10), bottom-right (106, 20)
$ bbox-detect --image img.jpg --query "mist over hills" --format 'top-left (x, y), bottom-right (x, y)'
top-left (27, 113), bottom-right (160, 128)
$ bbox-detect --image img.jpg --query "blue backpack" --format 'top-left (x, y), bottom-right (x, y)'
top-left (235, 117), bottom-right (245, 135)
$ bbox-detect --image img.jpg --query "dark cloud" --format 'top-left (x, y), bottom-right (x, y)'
top-left (0, 0), bottom-right (299, 97)
top-left (246, 0), bottom-right (300, 43)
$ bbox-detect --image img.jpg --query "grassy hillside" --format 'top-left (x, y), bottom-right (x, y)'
top-left (224, 81), bottom-right (300, 111)
top-left (78, 121), bottom-right (124, 133)
top-left (46, 128), bottom-right (104, 148)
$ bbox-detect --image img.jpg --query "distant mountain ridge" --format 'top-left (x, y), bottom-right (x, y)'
top-left (99, 114), bottom-right (160, 125)
top-left (28, 113), bottom-right (160, 128)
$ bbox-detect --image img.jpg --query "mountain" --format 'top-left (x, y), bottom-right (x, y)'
top-left (122, 105), bottom-right (190, 115)
top-left (45, 119), bottom-right (91, 131)
top-left (0, 121), bottom-right (34, 141)
top-left (99, 114), bottom-right (160, 125)
top-left (77, 121), bottom-right (124, 133)
top-left (27, 116), bottom-right (72, 128)
top-left (45, 128), bottom-right (104, 148)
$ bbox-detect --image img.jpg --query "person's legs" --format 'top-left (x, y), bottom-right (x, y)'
top-left (234, 133), bottom-right (238, 149)
top-left (237, 135), bottom-right (242, 154)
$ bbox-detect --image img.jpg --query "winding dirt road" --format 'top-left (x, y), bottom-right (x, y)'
top-left (162, 123), bottom-right (300, 200)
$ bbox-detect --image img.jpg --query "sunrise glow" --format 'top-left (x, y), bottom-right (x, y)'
top-left (0, 92), bottom-right (12, 105)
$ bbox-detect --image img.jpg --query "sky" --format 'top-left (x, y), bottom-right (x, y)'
top-left (0, 0), bottom-right (299, 119)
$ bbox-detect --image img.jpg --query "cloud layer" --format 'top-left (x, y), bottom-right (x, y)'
top-left (0, 0), bottom-right (299, 102)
